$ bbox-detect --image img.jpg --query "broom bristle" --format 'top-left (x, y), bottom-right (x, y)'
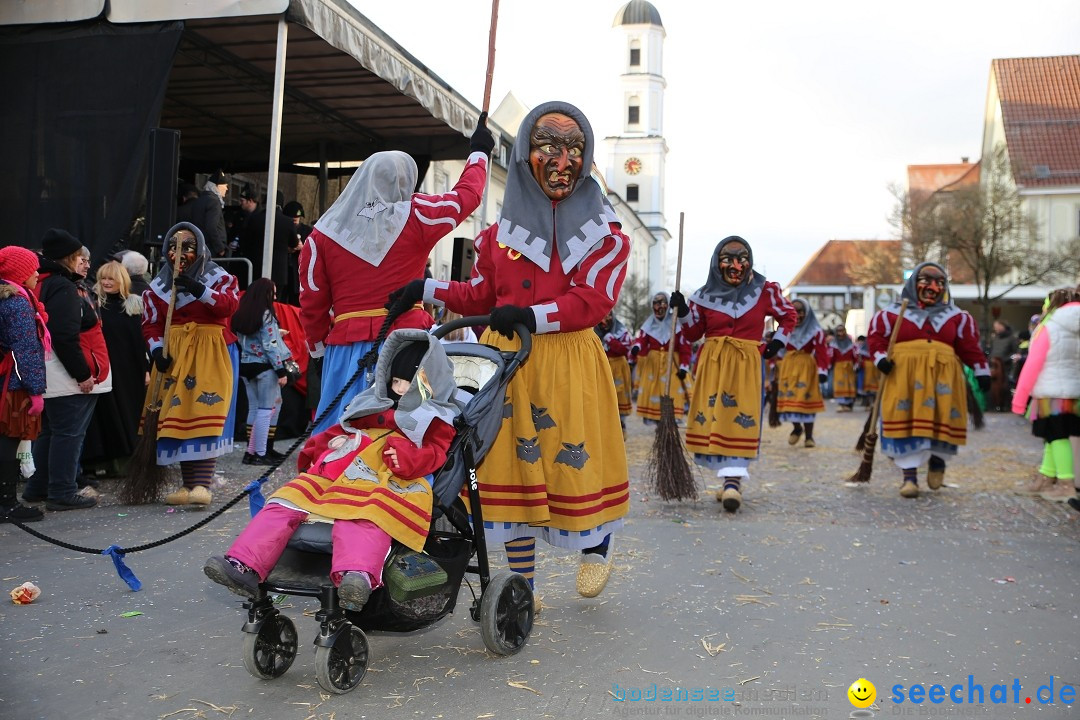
top-left (847, 433), bottom-right (877, 482)
top-left (854, 409), bottom-right (873, 451)
top-left (119, 409), bottom-right (176, 504)
top-left (644, 397), bottom-right (697, 501)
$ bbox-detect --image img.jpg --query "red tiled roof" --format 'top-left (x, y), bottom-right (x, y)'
top-left (907, 163), bottom-right (980, 206)
top-left (992, 56), bottom-right (1080, 189)
top-left (787, 239), bottom-right (903, 287)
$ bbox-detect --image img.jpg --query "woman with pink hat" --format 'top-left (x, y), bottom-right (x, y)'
top-left (0, 246), bottom-right (49, 522)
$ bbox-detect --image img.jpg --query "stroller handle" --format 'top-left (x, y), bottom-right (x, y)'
top-left (432, 314), bottom-right (532, 365)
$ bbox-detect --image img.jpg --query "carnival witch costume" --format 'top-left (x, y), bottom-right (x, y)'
top-left (388, 100), bottom-right (631, 600)
top-left (670, 236), bottom-right (797, 512)
top-left (867, 262), bottom-right (989, 498)
top-left (633, 292), bottom-right (692, 424)
top-left (140, 223), bottom-right (239, 505)
top-left (776, 299), bottom-right (830, 448)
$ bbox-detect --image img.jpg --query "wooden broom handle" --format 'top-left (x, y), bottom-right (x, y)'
top-left (482, 0), bottom-right (500, 112)
top-left (148, 233), bottom-right (185, 403)
top-left (663, 213), bottom-right (685, 390)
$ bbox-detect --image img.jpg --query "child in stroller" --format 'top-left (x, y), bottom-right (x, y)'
top-left (205, 321), bottom-right (535, 694)
top-left (204, 330), bottom-right (457, 610)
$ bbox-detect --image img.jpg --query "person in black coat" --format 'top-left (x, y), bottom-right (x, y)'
top-left (177, 171), bottom-right (228, 257)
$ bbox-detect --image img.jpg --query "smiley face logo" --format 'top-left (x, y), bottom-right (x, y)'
top-left (848, 678), bottom-right (876, 708)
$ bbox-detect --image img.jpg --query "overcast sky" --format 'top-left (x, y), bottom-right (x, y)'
top-left (351, 0), bottom-right (1080, 289)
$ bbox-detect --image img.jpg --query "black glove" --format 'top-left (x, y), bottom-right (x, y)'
top-left (469, 112), bottom-right (496, 157)
top-left (173, 274), bottom-right (206, 298)
top-left (976, 375), bottom-right (991, 392)
top-left (150, 347), bottom-right (172, 373)
top-left (669, 290), bottom-right (689, 318)
top-left (489, 305), bottom-right (536, 339)
top-left (385, 279), bottom-right (426, 314)
top-left (762, 338), bottom-right (784, 359)
top-left (676, 368), bottom-right (688, 381)
top-left (877, 358), bottom-right (895, 375)
top-left (818, 373), bottom-right (828, 384)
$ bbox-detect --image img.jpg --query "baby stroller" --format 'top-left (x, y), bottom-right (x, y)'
top-left (233, 316), bottom-right (534, 693)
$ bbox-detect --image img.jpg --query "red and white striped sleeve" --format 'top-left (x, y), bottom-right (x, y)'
top-left (428, 228), bottom-right (498, 316)
top-left (410, 153), bottom-right (487, 243)
top-left (531, 228), bottom-right (630, 334)
top-left (765, 282), bottom-right (798, 345)
top-left (299, 234), bottom-right (334, 357)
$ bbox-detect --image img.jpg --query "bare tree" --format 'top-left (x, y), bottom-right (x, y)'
top-left (893, 144), bottom-right (1080, 334)
top-left (616, 272), bottom-right (653, 331)
top-left (848, 240), bottom-right (903, 287)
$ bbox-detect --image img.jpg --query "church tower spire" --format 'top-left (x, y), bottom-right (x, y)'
top-left (605, 1), bottom-right (670, 292)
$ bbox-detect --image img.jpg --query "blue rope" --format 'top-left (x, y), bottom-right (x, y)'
top-left (245, 479), bottom-right (266, 517)
top-left (102, 545), bottom-right (142, 591)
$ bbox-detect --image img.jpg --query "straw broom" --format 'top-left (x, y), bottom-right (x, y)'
top-left (120, 242), bottom-right (183, 504)
top-left (644, 212), bottom-right (696, 501)
top-left (848, 298), bottom-right (908, 483)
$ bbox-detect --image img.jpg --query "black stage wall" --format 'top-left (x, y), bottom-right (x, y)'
top-left (0, 20), bottom-right (182, 259)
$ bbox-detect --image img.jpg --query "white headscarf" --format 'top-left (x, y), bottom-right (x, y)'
top-left (313, 151), bottom-right (418, 267)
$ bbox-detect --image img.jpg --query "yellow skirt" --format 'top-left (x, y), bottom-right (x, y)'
top-left (608, 355), bottom-right (632, 416)
top-left (685, 336), bottom-right (763, 459)
top-left (271, 431), bottom-right (433, 551)
top-left (880, 340), bottom-right (968, 446)
top-left (635, 349), bottom-right (691, 421)
top-left (862, 359), bottom-right (879, 393)
top-left (474, 328), bottom-right (629, 532)
top-left (776, 350), bottom-right (824, 415)
top-left (148, 323), bottom-right (233, 441)
top-left (833, 360), bottom-right (856, 399)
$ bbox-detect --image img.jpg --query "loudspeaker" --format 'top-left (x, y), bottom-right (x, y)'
top-left (145, 128), bottom-right (180, 251)
top-left (451, 237), bottom-right (475, 282)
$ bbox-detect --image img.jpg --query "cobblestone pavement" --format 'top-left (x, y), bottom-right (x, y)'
top-left (1, 402), bottom-right (1077, 720)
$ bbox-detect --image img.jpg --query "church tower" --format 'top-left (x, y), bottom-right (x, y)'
top-left (605, 0), bottom-right (670, 292)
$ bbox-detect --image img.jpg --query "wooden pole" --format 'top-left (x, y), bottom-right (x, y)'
top-left (482, 0), bottom-right (500, 113)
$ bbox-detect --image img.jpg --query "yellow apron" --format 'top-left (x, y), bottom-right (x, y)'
top-left (148, 323), bottom-right (232, 441)
top-left (776, 349), bottom-right (825, 415)
top-left (271, 430), bottom-right (434, 551)
top-left (608, 355), bottom-right (633, 416)
top-left (472, 328), bottom-right (629, 532)
top-left (685, 336), bottom-right (763, 458)
top-left (833, 360), bottom-right (856, 399)
top-left (635, 348), bottom-right (691, 421)
top-left (880, 340), bottom-right (968, 446)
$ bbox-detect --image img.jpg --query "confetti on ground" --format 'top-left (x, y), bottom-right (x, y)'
top-left (119, 611), bottom-right (143, 618)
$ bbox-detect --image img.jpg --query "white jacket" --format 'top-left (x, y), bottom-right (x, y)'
top-left (1031, 303), bottom-right (1080, 400)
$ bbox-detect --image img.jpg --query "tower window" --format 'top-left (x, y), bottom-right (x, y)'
top-left (628, 104), bottom-right (639, 124)
top-left (626, 184), bottom-right (639, 202)
top-left (629, 48), bottom-right (640, 66)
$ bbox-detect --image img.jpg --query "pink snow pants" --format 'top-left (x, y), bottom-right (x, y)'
top-left (226, 502), bottom-right (393, 587)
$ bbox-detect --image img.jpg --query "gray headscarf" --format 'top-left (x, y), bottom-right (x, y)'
top-left (497, 100), bottom-right (620, 274)
top-left (830, 330), bottom-right (854, 353)
top-left (893, 261), bottom-right (960, 331)
top-left (787, 298), bottom-right (823, 351)
top-left (688, 236), bottom-right (766, 317)
top-left (312, 150), bottom-right (418, 267)
top-left (339, 329), bottom-right (459, 448)
top-left (149, 222), bottom-right (228, 310)
top-left (639, 292), bottom-right (672, 345)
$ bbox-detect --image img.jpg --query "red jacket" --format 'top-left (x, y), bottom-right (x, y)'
top-left (299, 155), bottom-right (487, 356)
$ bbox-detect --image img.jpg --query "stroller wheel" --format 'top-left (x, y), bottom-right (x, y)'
top-left (479, 570), bottom-right (533, 656)
top-left (315, 624), bottom-right (369, 694)
top-left (242, 613), bottom-right (298, 679)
